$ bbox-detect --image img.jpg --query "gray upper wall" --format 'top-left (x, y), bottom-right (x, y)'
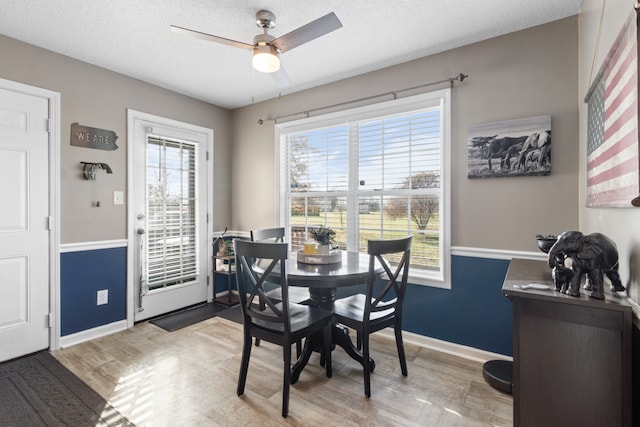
top-left (0, 16), bottom-right (579, 252)
top-left (0, 34), bottom-right (232, 243)
top-left (230, 16), bottom-right (579, 252)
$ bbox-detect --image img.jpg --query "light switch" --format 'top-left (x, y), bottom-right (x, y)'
top-left (113, 191), bottom-right (124, 205)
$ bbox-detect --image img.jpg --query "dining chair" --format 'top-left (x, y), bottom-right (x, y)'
top-left (250, 227), bottom-right (309, 354)
top-left (250, 227), bottom-right (309, 304)
top-left (234, 239), bottom-right (332, 418)
top-left (250, 227), bottom-right (285, 243)
top-left (333, 236), bottom-right (412, 398)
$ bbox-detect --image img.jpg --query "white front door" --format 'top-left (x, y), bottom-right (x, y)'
top-left (0, 87), bottom-right (50, 362)
top-left (129, 111), bottom-right (212, 321)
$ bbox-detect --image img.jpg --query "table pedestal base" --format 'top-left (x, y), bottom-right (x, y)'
top-left (308, 288), bottom-right (335, 304)
top-left (291, 324), bottom-right (375, 384)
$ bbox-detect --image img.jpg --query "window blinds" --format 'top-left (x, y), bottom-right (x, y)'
top-left (146, 136), bottom-right (199, 289)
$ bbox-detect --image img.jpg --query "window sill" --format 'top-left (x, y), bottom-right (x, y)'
top-left (408, 271), bottom-right (450, 289)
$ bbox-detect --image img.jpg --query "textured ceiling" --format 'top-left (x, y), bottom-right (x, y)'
top-left (0, 0), bottom-right (582, 109)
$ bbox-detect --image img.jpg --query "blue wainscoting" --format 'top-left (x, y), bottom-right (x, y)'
top-left (60, 246), bottom-right (127, 336)
top-left (58, 246), bottom-right (513, 355)
top-left (333, 254), bottom-right (514, 356)
top-left (402, 255), bottom-right (513, 356)
top-left (213, 271), bottom-right (237, 299)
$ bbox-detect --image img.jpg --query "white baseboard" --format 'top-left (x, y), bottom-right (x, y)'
top-left (57, 317), bottom-right (510, 365)
top-left (377, 328), bottom-right (512, 364)
top-left (59, 320), bottom-right (128, 348)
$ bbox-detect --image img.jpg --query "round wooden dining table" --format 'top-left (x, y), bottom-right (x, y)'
top-left (285, 250), bottom-right (378, 303)
top-left (255, 250), bottom-right (383, 383)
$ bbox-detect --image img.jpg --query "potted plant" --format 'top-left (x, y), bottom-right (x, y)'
top-left (310, 226), bottom-right (336, 254)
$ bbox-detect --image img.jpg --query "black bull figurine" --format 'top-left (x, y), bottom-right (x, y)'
top-left (547, 231), bottom-right (626, 300)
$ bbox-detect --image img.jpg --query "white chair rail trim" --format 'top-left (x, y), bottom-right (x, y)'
top-left (60, 239), bottom-right (128, 253)
top-left (452, 246), bottom-right (546, 261)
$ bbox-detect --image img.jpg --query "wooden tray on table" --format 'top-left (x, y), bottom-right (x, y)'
top-left (297, 249), bottom-right (341, 264)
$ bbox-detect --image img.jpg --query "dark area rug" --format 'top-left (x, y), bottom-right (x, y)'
top-left (0, 351), bottom-right (133, 426)
top-left (215, 305), bottom-right (243, 324)
top-left (149, 302), bottom-right (243, 332)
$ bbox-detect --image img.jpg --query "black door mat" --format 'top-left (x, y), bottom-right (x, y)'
top-left (149, 302), bottom-right (230, 332)
top-left (215, 305), bottom-right (244, 325)
top-left (0, 351), bottom-right (134, 426)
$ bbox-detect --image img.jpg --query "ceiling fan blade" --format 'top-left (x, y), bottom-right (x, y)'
top-left (170, 25), bottom-right (254, 50)
top-left (271, 64), bottom-right (291, 88)
top-left (272, 12), bottom-right (342, 53)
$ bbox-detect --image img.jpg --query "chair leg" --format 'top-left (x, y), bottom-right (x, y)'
top-left (362, 333), bottom-right (371, 398)
top-left (295, 340), bottom-right (301, 359)
top-left (356, 331), bottom-right (362, 350)
top-left (237, 329), bottom-right (253, 396)
top-left (395, 324), bottom-right (408, 376)
top-left (282, 342), bottom-right (291, 418)
top-left (256, 299), bottom-right (266, 347)
top-left (323, 324), bottom-right (332, 378)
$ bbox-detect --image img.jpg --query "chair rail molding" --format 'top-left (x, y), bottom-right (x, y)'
top-left (452, 246), bottom-right (546, 261)
top-left (60, 239), bottom-right (128, 252)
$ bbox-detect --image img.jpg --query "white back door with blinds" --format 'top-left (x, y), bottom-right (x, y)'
top-left (128, 111), bottom-right (213, 322)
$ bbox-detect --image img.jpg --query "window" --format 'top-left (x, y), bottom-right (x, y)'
top-left (277, 90), bottom-right (451, 287)
top-left (146, 136), bottom-right (199, 290)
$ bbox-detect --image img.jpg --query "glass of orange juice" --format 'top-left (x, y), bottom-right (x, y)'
top-left (303, 240), bottom-right (317, 254)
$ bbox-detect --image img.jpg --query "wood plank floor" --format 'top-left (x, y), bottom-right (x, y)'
top-left (53, 316), bottom-right (512, 426)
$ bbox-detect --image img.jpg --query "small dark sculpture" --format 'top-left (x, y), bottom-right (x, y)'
top-left (549, 252), bottom-right (574, 294)
top-left (547, 231), bottom-right (625, 300)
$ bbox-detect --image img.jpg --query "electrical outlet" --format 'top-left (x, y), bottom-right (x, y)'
top-left (97, 289), bottom-right (108, 305)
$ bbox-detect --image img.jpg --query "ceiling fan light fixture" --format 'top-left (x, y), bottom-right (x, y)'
top-left (173, 10), bottom-right (341, 78)
top-left (252, 44), bottom-right (280, 73)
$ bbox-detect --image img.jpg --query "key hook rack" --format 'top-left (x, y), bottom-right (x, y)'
top-left (81, 162), bottom-right (113, 180)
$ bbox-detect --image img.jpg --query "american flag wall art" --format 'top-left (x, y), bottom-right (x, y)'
top-left (585, 10), bottom-right (640, 208)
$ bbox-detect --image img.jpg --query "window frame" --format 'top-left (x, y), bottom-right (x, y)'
top-left (276, 89), bottom-right (451, 288)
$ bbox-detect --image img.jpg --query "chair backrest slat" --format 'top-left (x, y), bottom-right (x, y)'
top-left (235, 239), bottom-right (290, 330)
top-left (250, 227), bottom-right (285, 243)
top-left (365, 236), bottom-right (412, 317)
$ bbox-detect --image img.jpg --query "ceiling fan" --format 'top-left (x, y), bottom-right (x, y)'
top-left (171, 10), bottom-right (342, 85)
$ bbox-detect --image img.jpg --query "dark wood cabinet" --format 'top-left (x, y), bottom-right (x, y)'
top-left (503, 258), bottom-right (632, 427)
